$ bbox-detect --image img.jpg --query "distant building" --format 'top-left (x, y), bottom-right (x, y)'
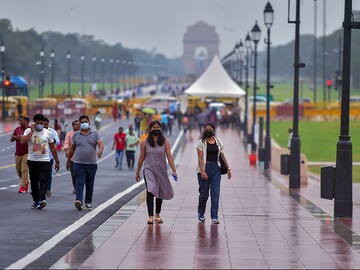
top-left (183, 21), bottom-right (219, 76)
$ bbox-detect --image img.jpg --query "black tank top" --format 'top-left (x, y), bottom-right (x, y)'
top-left (206, 142), bottom-right (218, 162)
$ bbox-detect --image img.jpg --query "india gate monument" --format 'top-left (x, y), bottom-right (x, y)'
top-left (182, 21), bottom-right (220, 76)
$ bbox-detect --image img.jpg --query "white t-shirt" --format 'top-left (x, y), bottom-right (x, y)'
top-left (24, 128), bottom-right (54, 162)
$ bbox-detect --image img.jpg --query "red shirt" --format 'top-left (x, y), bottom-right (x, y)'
top-left (114, 132), bottom-right (126, 150)
top-left (12, 126), bottom-right (29, 156)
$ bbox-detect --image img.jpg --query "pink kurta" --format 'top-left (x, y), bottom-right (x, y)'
top-left (143, 139), bottom-right (174, 200)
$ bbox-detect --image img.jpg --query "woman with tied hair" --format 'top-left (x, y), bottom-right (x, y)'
top-left (196, 122), bottom-right (231, 224)
top-left (135, 120), bottom-right (177, 224)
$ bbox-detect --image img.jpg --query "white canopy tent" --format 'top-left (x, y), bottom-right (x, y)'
top-left (184, 55), bottom-right (246, 98)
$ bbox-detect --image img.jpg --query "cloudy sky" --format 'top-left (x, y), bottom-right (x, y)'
top-left (4, 0), bottom-right (359, 58)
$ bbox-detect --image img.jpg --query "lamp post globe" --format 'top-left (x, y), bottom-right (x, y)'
top-left (263, 1), bottom-right (274, 170)
top-left (50, 49), bottom-right (55, 96)
top-left (250, 21), bottom-right (261, 152)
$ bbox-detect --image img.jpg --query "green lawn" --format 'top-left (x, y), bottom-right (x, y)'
top-left (28, 82), bottom-right (127, 100)
top-left (271, 120), bottom-right (360, 182)
top-left (257, 81), bottom-right (360, 103)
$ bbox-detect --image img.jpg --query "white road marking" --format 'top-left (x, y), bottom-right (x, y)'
top-left (6, 180), bottom-right (145, 270)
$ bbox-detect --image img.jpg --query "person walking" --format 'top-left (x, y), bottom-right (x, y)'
top-left (135, 120), bottom-right (177, 224)
top-left (125, 125), bottom-right (139, 170)
top-left (66, 115), bottom-right (104, 211)
top-left (112, 102), bottom-right (118, 122)
top-left (64, 119), bottom-right (80, 194)
top-left (10, 115), bottom-right (30, 193)
top-left (196, 122), bottom-right (231, 224)
top-left (43, 117), bottom-right (60, 197)
top-left (134, 113), bottom-right (141, 137)
top-left (21, 113), bottom-right (60, 210)
top-left (112, 126), bottom-right (126, 170)
top-left (94, 111), bottom-right (102, 131)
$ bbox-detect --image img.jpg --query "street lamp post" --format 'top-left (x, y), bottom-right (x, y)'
top-left (250, 21), bottom-right (261, 153)
top-left (67, 51), bottom-right (71, 96)
top-left (110, 58), bottom-right (114, 92)
top-left (333, 0), bottom-right (359, 218)
top-left (264, 1), bottom-right (274, 170)
top-left (314, 0), bottom-right (318, 104)
top-left (244, 33), bottom-right (252, 144)
top-left (236, 41), bottom-right (245, 87)
top-left (101, 58), bottom-right (105, 91)
top-left (1, 41), bottom-right (5, 121)
top-left (92, 55), bottom-right (96, 84)
top-left (116, 59), bottom-right (120, 91)
top-left (288, 0), bottom-right (305, 188)
top-left (40, 48), bottom-right (44, 98)
top-left (50, 49), bottom-right (55, 96)
top-left (81, 53), bottom-right (85, 97)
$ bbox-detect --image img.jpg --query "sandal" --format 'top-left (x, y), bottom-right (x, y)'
top-left (155, 217), bottom-right (163, 223)
top-left (147, 216), bottom-right (154, 224)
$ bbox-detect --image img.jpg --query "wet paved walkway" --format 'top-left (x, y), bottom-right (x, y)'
top-left (51, 127), bottom-right (360, 269)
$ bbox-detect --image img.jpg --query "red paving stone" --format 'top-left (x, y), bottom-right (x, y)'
top-left (70, 127), bottom-right (360, 269)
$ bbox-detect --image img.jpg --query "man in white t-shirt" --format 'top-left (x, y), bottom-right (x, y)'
top-left (21, 114), bottom-right (60, 210)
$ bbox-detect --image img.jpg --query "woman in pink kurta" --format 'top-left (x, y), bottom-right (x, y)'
top-left (135, 120), bottom-right (177, 225)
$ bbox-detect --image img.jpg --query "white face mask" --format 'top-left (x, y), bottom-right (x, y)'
top-left (35, 124), bottom-right (44, 131)
top-left (80, 122), bottom-right (90, 130)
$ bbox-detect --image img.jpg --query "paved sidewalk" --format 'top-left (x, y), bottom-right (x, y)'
top-left (54, 127), bottom-right (360, 269)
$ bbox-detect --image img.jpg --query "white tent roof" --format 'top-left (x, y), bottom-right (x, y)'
top-left (184, 55), bottom-right (246, 98)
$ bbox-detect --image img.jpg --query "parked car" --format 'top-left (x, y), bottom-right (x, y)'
top-left (249, 96), bottom-right (267, 103)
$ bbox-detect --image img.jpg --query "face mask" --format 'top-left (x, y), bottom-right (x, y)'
top-left (80, 122), bottom-right (90, 130)
top-left (151, 130), bottom-right (161, 136)
top-left (35, 124), bottom-right (44, 131)
top-left (203, 131), bottom-right (213, 138)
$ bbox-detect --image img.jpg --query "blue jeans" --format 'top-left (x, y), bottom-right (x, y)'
top-left (197, 161), bottom-right (221, 220)
top-left (115, 149), bottom-right (124, 169)
top-left (73, 163), bottom-right (97, 204)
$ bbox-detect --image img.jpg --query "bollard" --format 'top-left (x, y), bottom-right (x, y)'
top-left (280, 154), bottom-right (290, 175)
top-left (320, 166), bottom-right (336, 200)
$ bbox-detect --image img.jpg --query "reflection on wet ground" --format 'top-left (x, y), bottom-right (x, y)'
top-left (51, 128), bottom-right (360, 269)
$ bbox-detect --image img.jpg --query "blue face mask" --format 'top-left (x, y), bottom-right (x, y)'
top-left (35, 124), bottom-right (44, 131)
top-left (80, 122), bottom-right (90, 130)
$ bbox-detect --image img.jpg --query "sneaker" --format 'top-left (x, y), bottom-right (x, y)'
top-left (198, 214), bottom-right (205, 223)
top-left (31, 202), bottom-right (38, 209)
top-left (85, 203), bottom-right (93, 210)
top-left (46, 191), bottom-right (52, 197)
top-left (212, 218), bottom-right (220, 224)
top-left (37, 200), bottom-right (47, 210)
top-left (75, 200), bottom-right (83, 211)
top-left (18, 187), bottom-right (26, 194)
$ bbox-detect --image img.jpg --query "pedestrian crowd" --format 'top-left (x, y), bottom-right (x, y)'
top-left (10, 112), bottom-right (103, 211)
top-left (9, 98), bottom-right (236, 225)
